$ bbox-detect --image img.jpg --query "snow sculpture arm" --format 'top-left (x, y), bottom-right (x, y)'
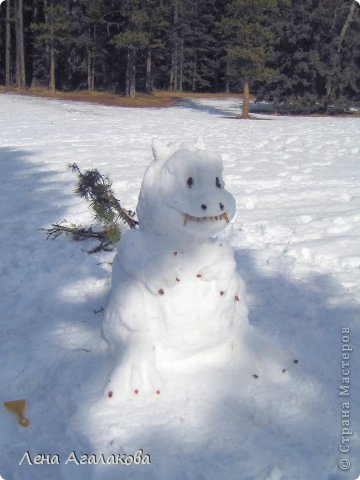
top-left (195, 242), bottom-right (241, 293)
top-left (115, 230), bottom-right (178, 295)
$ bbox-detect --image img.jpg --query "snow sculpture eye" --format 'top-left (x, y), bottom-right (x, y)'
top-left (187, 177), bottom-right (194, 188)
top-left (216, 177), bottom-right (221, 188)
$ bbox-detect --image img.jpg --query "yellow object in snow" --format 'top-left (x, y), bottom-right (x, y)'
top-left (4, 399), bottom-right (30, 427)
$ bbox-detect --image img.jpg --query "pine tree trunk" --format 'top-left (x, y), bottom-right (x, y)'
top-left (225, 78), bottom-right (230, 94)
top-left (145, 48), bottom-right (152, 94)
top-left (91, 26), bottom-right (96, 91)
top-left (15, 0), bottom-right (26, 88)
top-left (179, 37), bottom-right (184, 92)
top-left (5, 0), bottom-right (11, 86)
top-left (125, 49), bottom-right (130, 96)
top-left (169, 60), bottom-right (173, 90)
top-left (337, 3), bottom-right (356, 52)
top-left (87, 47), bottom-right (93, 92)
top-left (170, 50), bottom-right (176, 91)
top-left (171, 48), bottom-right (178, 91)
top-left (49, 43), bottom-right (56, 92)
top-left (19, 0), bottom-right (26, 87)
top-left (49, 7), bottom-right (56, 91)
top-left (15, 0), bottom-right (20, 87)
top-left (325, 2), bottom-right (356, 107)
top-left (170, 0), bottom-right (179, 91)
top-left (126, 47), bottom-right (136, 98)
top-left (43, 0), bottom-right (50, 83)
top-left (91, 59), bottom-right (95, 91)
top-left (225, 59), bottom-right (230, 93)
top-left (130, 49), bottom-right (136, 99)
top-left (31, 0), bottom-right (39, 87)
top-left (191, 50), bottom-right (197, 92)
top-left (242, 77), bottom-right (250, 118)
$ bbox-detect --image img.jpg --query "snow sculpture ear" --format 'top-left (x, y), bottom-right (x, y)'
top-left (152, 138), bottom-right (170, 162)
top-left (194, 135), bottom-right (206, 151)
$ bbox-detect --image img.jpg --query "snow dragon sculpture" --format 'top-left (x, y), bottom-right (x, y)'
top-left (103, 137), bottom-right (293, 400)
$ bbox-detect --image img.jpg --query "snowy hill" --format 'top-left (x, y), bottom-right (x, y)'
top-left (0, 93), bottom-right (359, 480)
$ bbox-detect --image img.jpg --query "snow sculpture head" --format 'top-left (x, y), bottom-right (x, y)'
top-left (137, 137), bottom-right (236, 239)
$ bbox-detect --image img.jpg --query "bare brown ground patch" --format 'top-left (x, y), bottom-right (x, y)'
top-left (0, 86), bottom-right (242, 109)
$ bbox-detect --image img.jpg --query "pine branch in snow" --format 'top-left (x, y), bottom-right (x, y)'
top-left (68, 163), bottom-right (138, 231)
top-left (40, 222), bottom-right (114, 252)
top-left (41, 164), bottom-right (138, 253)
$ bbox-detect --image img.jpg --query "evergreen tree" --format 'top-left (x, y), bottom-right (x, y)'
top-left (258, 0), bottom-right (360, 113)
top-left (67, 0), bottom-right (107, 91)
top-left (143, 0), bottom-right (169, 94)
top-left (324, 0), bottom-right (360, 111)
top-left (166, 0), bottom-right (223, 92)
top-left (110, 0), bottom-right (150, 97)
top-left (220, 0), bottom-right (279, 117)
top-left (168, 0), bottom-right (181, 91)
top-left (30, 0), bottom-right (70, 91)
top-left (181, 0), bottom-right (220, 92)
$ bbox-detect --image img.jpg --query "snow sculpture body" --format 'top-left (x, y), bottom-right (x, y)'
top-left (103, 137), bottom-right (289, 399)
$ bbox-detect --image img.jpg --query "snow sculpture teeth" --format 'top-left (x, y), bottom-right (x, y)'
top-left (183, 212), bottom-right (230, 226)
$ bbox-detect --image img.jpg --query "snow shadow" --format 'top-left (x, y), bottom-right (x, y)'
top-left (178, 98), bottom-right (243, 117)
top-left (2, 148), bottom-right (358, 479)
top-left (203, 248), bottom-right (360, 480)
top-left (72, 250), bottom-right (359, 480)
top-left (236, 248), bottom-right (360, 385)
top-left (0, 147), bottom-right (113, 480)
top-left (179, 98), bottom-right (275, 117)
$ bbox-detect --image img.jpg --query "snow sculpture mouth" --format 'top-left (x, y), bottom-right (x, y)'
top-left (183, 212), bottom-right (229, 225)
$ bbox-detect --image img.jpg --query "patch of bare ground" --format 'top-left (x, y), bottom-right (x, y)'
top-left (0, 86), bottom-right (241, 109)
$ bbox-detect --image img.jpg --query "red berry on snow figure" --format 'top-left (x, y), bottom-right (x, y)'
top-left (134, 389), bottom-right (139, 394)
top-left (235, 295), bottom-right (240, 302)
top-left (107, 391), bottom-right (113, 398)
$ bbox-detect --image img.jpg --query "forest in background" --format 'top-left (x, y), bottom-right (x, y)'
top-left (0, 0), bottom-right (359, 114)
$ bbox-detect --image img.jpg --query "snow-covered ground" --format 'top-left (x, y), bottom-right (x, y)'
top-left (0, 93), bottom-right (359, 480)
